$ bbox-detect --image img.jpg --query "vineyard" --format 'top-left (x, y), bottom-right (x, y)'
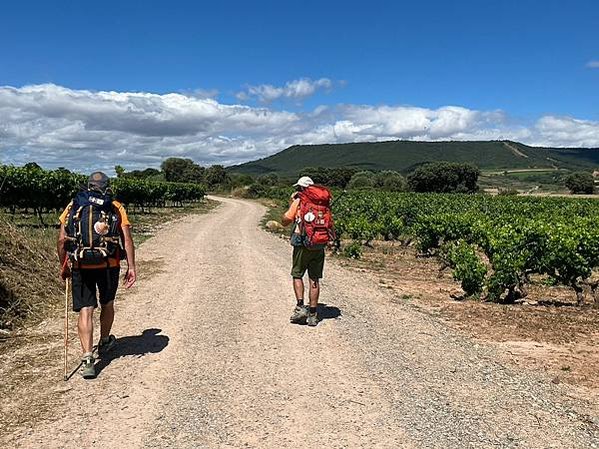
top-left (270, 188), bottom-right (599, 305)
top-left (0, 165), bottom-right (206, 223)
top-left (334, 192), bottom-right (599, 305)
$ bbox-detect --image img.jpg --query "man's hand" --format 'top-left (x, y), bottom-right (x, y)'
top-left (124, 267), bottom-right (137, 289)
top-left (60, 264), bottom-right (71, 281)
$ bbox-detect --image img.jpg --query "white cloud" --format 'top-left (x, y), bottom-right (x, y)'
top-left (534, 116), bottom-right (599, 147)
top-left (586, 60), bottom-right (599, 68)
top-left (0, 83), bottom-right (598, 173)
top-left (236, 78), bottom-right (333, 103)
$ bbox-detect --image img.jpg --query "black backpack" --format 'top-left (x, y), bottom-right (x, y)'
top-left (65, 188), bottom-right (122, 267)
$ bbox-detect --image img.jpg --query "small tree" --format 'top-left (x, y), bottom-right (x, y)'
top-left (257, 173), bottom-right (279, 187)
top-left (204, 165), bottom-right (231, 189)
top-left (407, 162), bottom-right (479, 193)
top-left (565, 171), bottom-right (594, 194)
top-left (115, 165), bottom-right (125, 178)
top-left (374, 170), bottom-right (407, 192)
top-left (348, 171), bottom-right (375, 189)
top-left (230, 173), bottom-right (254, 188)
top-left (161, 158), bottom-right (204, 183)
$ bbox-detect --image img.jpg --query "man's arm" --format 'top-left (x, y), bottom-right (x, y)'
top-left (57, 224), bottom-right (70, 280)
top-left (281, 214), bottom-right (293, 226)
top-left (282, 195), bottom-right (300, 226)
top-left (122, 225), bottom-right (137, 288)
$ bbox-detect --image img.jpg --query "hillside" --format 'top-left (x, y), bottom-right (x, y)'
top-left (230, 140), bottom-right (599, 176)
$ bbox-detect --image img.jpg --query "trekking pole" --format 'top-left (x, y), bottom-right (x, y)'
top-left (64, 277), bottom-right (69, 381)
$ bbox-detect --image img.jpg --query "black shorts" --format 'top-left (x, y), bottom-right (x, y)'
top-left (291, 246), bottom-right (325, 280)
top-left (71, 267), bottom-right (120, 312)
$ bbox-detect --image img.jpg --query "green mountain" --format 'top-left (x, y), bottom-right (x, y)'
top-left (230, 140), bottom-right (599, 177)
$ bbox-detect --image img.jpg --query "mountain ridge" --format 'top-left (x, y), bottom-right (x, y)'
top-left (230, 140), bottom-right (599, 177)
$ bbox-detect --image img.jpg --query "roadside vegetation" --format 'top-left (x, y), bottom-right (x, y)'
top-left (255, 162), bottom-right (599, 388)
top-left (3, 155), bottom-right (599, 331)
top-left (0, 162), bottom-right (215, 333)
top-left (250, 162), bottom-right (599, 307)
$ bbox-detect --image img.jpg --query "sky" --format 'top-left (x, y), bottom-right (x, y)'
top-left (0, 0), bottom-right (598, 172)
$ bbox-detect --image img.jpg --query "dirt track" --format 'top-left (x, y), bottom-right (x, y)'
top-left (3, 197), bottom-right (598, 448)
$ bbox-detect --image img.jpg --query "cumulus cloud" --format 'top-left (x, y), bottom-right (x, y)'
top-left (236, 78), bottom-right (333, 103)
top-left (534, 116), bottom-right (599, 147)
top-left (0, 83), bottom-right (598, 173)
top-left (586, 60), bottom-right (599, 68)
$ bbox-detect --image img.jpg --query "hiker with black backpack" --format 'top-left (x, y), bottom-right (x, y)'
top-left (57, 172), bottom-right (136, 379)
top-left (282, 176), bottom-right (335, 327)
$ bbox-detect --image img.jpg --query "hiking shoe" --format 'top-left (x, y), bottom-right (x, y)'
top-left (98, 335), bottom-right (116, 356)
top-left (290, 305), bottom-right (309, 324)
top-left (307, 312), bottom-right (318, 327)
top-left (81, 355), bottom-right (96, 379)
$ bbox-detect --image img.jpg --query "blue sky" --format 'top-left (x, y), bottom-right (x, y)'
top-left (0, 0), bottom-right (598, 170)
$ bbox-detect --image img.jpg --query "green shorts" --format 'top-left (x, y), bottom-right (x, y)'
top-left (291, 246), bottom-right (325, 280)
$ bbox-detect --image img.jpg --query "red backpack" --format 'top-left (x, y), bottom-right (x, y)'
top-left (298, 185), bottom-right (336, 248)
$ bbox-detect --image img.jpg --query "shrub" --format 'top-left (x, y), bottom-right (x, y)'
top-left (374, 171), bottom-right (407, 192)
top-left (348, 171), bottom-right (375, 189)
top-left (407, 162), bottom-right (479, 193)
top-left (443, 241), bottom-right (487, 297)
top-left (229, 173), bottom-right (255, 188)
top-left (246, 183), bottom-right (267, 198)
top-left (565, 171), bottom-right (594, 194)
top-left (257, 173), bottom-right (279, 187)
top-left (342, 241), bottom-right (362, 259)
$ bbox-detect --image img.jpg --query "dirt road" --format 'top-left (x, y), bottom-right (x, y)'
top-left (4, 197), bottom-right (598, 448)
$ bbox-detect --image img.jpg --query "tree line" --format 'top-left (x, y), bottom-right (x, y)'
top-left (0, 163), bottom-right (205, 225)
top-left (116, 158), bottom-right (231, 190)
top-left (232, 162), bottom-right (482, 198)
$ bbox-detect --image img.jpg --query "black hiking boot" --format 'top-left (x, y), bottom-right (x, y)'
top-left (98, 335), bottom-right (116, 356)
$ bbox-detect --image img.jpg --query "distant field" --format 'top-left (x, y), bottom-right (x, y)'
top-left (479, 168), bottom-right (570, 192)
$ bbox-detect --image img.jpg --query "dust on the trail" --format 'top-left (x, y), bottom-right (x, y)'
top-left (4, 197), bottom-right (598, 449)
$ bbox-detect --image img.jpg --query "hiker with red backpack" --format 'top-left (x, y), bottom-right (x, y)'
top-left (282, 176), bottom-right (335, 327)
top-left (57, 172), bottom-right (136, 379)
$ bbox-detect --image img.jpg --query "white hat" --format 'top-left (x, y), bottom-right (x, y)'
top-left (293, 176), bottom-right (314, 188)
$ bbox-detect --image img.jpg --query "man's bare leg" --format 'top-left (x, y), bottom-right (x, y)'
top-left (290, 278), bottom-right (309, 323)
top-left (78, 306), bottom-right (97, 378)
top-left (306, 278), bottom-right (320, 326)
top-left (100, 301), bottom-right (115, 339)
top-left (78, 306), bottom-right (94, 354)
top-left (293, 278), bottom-right (305, 303)
top-left (308, 278), bottom-right (320, 309)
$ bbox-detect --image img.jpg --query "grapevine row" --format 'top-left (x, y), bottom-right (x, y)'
top-left (0, 165), bottom-right (206, 219)
top-left (331, 191), bottom-right (599, 304)
top-left (267, 187), bottom-right (599, 305)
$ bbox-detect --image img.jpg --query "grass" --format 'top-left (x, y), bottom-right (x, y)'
top-left (259, 199), bottom-right (290, 235)
top-left (0, 199), bottom-right (218, 332)
top-left (0, 218), bottom-right (62, 330)
top-left (127, 200), bottom-right (219, 246)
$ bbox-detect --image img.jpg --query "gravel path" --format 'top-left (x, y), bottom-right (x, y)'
top-left (8, 197), bottom-right (598, 448)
